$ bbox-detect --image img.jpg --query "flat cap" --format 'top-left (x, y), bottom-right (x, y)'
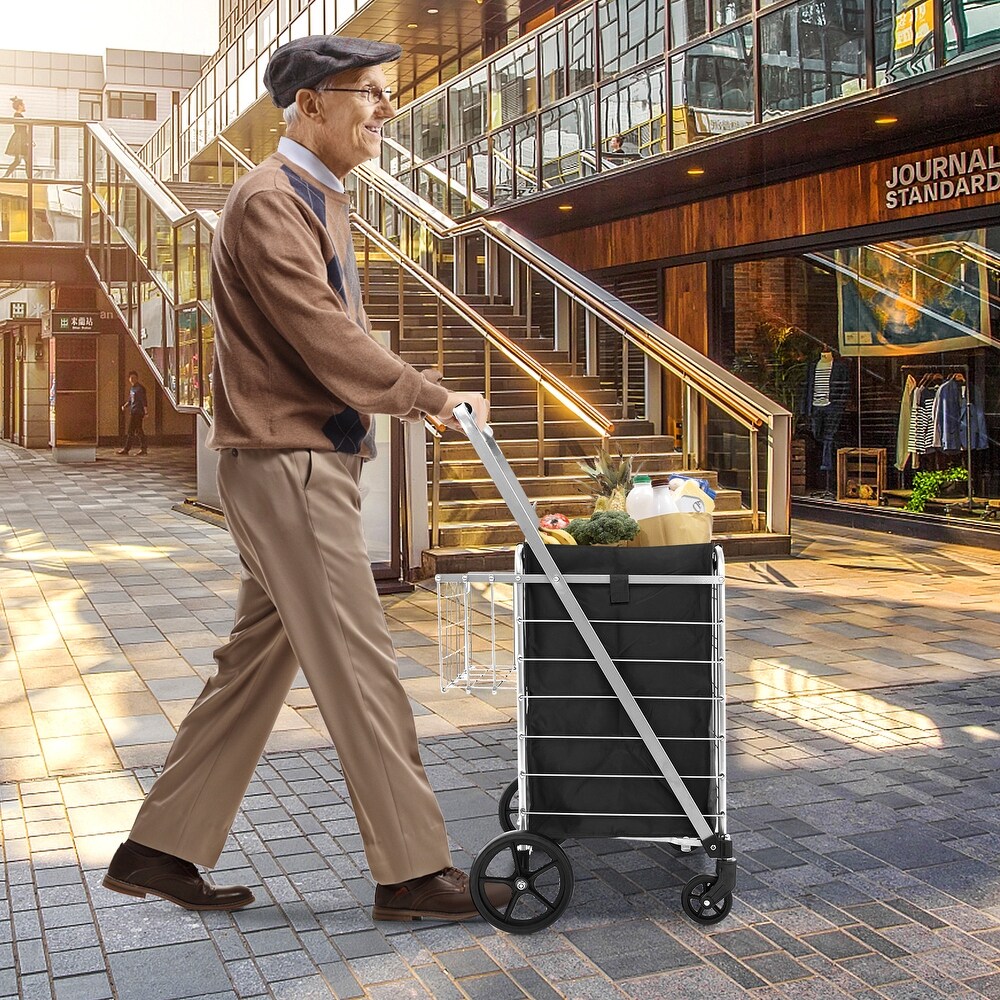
top-left (264, 35), bottom-right (402, 109)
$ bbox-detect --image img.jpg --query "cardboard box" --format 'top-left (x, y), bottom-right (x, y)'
top-left (627, 511), bottom-right (712, 547)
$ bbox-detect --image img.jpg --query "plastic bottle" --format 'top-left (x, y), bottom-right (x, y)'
top-left (667, 477), bottom-right (716, 514)
top-left (651, 476), bottom-right (680, 515)
top-left (625, 474), bottom-right (657, 520)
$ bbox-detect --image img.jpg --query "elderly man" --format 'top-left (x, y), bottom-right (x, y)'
top-left (103, 36), bottom-right (495, 922)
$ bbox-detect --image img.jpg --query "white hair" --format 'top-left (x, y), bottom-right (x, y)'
top-left (282, 103), bottom-right (300, 127)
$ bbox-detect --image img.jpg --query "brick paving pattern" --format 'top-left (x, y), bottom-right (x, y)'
top-left (0, 440), bottom-right (998, 998)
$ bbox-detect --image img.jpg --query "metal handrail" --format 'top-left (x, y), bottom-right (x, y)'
top-left (356, 159), bottom-right (792, 534)
top-left (351, 212), bottom-right (612, 438)
top-left (357, 160), bottom-right (782, 429)
top-left (217, 134), bottom-right (258, 174)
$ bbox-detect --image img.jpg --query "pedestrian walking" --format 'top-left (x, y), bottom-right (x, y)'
top-left (3, 96), bottom-right (28, 178)
top-left (104, 34), bottom-right (504, 922)
top-left (117, 370), bottom-right (148, 455)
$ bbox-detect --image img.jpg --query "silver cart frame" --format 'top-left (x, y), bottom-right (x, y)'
top-left (450, 405), bottom-right (736, 917)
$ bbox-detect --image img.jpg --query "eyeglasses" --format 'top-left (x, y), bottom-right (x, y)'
top-left (314, 85), bottom-right (393, 105)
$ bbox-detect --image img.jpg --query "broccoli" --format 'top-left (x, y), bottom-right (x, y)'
top-left (566, 511), bottom-right (639, 545)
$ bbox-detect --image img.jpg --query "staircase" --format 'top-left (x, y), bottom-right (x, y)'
top-left (164, 181), bottom-right (230, 214)
top-left (357, 245), bottom-right (781, 573)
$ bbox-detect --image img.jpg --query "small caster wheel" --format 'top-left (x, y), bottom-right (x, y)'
top-left (470, 831), bottom-right (573, 934)
top-left (498, 779), bottom-right (518, 832)
top-left (681, 875), bottom-right (733, 924)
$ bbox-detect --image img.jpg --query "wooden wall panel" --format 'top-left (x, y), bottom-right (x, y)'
top-left (542, 131), bottom-right (1000, 271)
top-left (662, 262), bottom-right (708, 442)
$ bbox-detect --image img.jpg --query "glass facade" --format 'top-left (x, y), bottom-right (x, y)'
top-left (376, 0), bottom-right (998, 215)
top-left (717, 227), bottom-right (1000, 518)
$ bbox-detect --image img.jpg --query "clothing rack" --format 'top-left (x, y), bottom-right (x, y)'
top-left (900, 363), bottom-right (974, 509)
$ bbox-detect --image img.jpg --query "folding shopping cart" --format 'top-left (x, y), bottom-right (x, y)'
top-left (436, 405), bottom-right (736, 934)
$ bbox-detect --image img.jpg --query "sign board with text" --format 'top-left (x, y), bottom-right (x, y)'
top-left (9, 302), bottom-right (26, 319)
top-left (52, 312), bottom-right (100, 334)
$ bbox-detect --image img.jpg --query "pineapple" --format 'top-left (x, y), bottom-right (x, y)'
top-left (578, 445), bottom-right (638, 514)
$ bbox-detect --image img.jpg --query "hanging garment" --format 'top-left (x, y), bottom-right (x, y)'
top-left (914, 387), bottom-right (937, 454)
top-left (932, 377), bottom-right (988, 452)
top-left (812, 357), bottom-right (833, 407)
top-left (896, 374), bottom-right (917, 471)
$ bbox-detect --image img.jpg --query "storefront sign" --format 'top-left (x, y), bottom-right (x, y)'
top-left (885, 143), bottom-right (1000, 210)
top-left (52, 312), bottom-right (100, 333)
top-left (9, 302), bottom-right (26, 319)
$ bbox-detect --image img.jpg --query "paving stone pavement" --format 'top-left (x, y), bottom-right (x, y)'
top-left (0, 441), bottom-right (999, 999)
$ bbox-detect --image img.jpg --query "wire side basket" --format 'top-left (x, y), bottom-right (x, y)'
top-left (436, 572), bottom-right (517, 693)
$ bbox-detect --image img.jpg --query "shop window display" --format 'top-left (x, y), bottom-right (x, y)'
top-left (717, 227), bottom-right (1000, 519)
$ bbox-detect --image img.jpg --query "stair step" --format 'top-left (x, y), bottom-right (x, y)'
top-left (422, 532), bottom-right (792, 575)
top-left (433, 508), bottom-right (758, 547)
top-left (436, 435), bottom-right (679, 460)
top-left (435, 470), bottom-right (729, 498)
top-left (437, 454), bottom-right (687, 479)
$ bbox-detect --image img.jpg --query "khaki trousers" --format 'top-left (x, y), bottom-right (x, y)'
top-left (129, 448), bottom-right (452, 885)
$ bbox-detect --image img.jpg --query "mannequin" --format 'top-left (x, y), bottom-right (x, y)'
top-left (802, 347), bottom-right (851, 494)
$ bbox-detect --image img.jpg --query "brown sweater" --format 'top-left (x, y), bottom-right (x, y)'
top-left (206, 153), bottom-right (449, 456)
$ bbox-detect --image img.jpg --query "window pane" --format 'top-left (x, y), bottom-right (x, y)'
top-left (671, 0), bottom-right (708, 46)
top-left (449, 67), bottom-right (488, 147)
top-left (670, 26), bottom-right (754, 148)
top-left (875, 0), bottom-right (936, 82)
top-left (201, 309), bottom-right (215, 413)
top-left (761, 0), bottom-right (866, 120)
top-left (514, 118), bottom-right (538, 198)
top-left (568, 7), bottom-right (596, 95)
top-left (540, 94), bottom-right (597, 188)
top-left (599, 0), bottom-right (665, 78)
top-left (31, 183), bottom-right (83, 242)
top-left (383, 111), bottom-right (412, 175)
top-left (413, 94), bottom-right (447, 159)
top-left (599, 66), bottom-right (666, 168)
top-left (490, 40), bottom-right (537, 128)
top-left (712, 0), bottom-right (752, 29)
top-left (944, 0), bottom-right (1000, 61)
top-left (540, 24), bottom-right (567, 106)
top-left (492, 130), bottom-right (513, 204)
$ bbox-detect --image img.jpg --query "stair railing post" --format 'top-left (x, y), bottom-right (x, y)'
top-left (510, 254), bottom-right (521, 315)
top-left (525, 268), bottom-right (533, 338)
top-left (431, 430), bottom-right (442, 548)
top-left (363, 233), bottom-right (370, 305)
top-left (644, 352), bottom-right (662, 434)
top-left (553, 287), bottom-right (570, 353)
top-left (621, 336), bottom-right (629, 421)
top-left (684, 383), bottom-right (699, 467)
top-left (584, 310), bottom-right (598, 376)
top-left (536, 381), bottom-right (546, 476)
top-left (454, 234), bottom-right (466, 296)
top-left (749, 425), bottom-right (761, 531)
top-left (436, 300), bottom-right (444, 372)
top-left (484, 339), bottom-right (491, 399)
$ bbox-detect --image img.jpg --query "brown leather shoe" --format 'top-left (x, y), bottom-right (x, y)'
top-left (103, 840), bottom-right (254, 911)
top-left (373, 866), bottom-right (510, 922)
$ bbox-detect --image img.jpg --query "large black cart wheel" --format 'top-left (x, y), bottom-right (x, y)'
top-left (498, 779), bottom-right (518, 832)
top-left (681, 874), bottom-right (733, 924)
top-left (470, 831), bottom-right (573, 934)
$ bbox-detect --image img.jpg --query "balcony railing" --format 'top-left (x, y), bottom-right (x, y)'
top-left (85, 124), bottom-right (217, 417)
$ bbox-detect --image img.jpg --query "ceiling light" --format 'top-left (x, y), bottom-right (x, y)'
top-left (558, 204), bottom-right (573, 211)
top-left (427, 7), bottom-right (439, 13)
top-left (268, 127), bottom-right (276, 132)
top-left (407, 22), bottom-right (418, 28)
top-left (686, 167), bottom-right (705, 176)
top-left (875, 115), bottom-right (898, 125)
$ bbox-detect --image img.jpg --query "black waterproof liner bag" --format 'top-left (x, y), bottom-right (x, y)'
top-left (520, 541), bottom-right (717, 842)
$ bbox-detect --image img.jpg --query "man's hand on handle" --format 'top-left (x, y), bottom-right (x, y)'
top-left (434, 391), bottom-right (489, 432)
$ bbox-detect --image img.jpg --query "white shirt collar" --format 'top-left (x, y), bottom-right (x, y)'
top-left (277, 136), bottom-right (345, 194)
